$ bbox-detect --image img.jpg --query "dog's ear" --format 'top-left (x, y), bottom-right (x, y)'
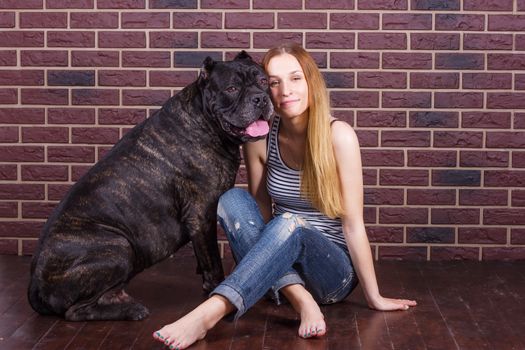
top-left (234, 50), bottom-right (253, 61)
top-left (199, 56), bottom-right (216, 81)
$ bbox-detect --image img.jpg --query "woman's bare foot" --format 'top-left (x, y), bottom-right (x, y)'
top-left (281, 284), bottom-right (326, 339)
top-left (152, 295), bottom-right (233, 349)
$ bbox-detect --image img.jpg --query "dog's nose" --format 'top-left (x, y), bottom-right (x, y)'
top-left (252, 95), bottom-right (268, 107)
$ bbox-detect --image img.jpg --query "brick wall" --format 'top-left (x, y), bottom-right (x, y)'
top-left (1, 0), bottom-right (525, 260)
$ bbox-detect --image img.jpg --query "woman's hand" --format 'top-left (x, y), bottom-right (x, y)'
top-left (368, 295), bottom-right (417, 311)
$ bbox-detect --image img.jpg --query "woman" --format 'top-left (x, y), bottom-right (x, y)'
top-left (153, 44), bottom-right (416, 349)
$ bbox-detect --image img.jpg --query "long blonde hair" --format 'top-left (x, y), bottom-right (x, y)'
top-left (262, 44), bottom-right (344, 218)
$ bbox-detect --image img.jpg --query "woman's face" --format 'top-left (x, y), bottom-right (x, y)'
top-left (266, 53), bottom-right (309, 119)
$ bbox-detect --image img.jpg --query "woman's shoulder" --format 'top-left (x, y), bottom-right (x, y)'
top-left (330, 119), bottom-right (359, 150)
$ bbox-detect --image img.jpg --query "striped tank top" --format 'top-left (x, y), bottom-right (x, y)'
top-left (266, 115), bottom-right (347, 249)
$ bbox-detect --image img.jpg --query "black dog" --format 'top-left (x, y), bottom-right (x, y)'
top-left (28, 52), bottom-right (273, 321)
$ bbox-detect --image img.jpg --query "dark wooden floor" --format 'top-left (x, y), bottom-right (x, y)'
top-left (1, 255), bottom-right (524, 350)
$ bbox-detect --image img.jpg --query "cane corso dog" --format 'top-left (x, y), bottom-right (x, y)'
top-left (28, 51), bottom-right (273, 321)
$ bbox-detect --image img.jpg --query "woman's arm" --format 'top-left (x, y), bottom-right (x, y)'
top-left (331, 121), bottom-right (416, 311)
top-left (243, 139), bottom-right (273, 223)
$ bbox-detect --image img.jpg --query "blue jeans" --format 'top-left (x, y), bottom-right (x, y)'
top-left (211, 188), bottom-right (358, 321)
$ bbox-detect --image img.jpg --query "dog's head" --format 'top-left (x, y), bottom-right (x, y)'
top-left (197, 51), bottom-right (274, 143)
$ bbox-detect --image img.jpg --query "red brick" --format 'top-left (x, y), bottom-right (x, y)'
top-left (253, 31), bottom-right (303, 49)
top-left (99, 108), bottom-right (146, 125)
top-left (48, 184), bottom-right (71, 200)
top-left (48, 70), bottom-right (95, 86)
top-left (489, 15), bottom-right (525, 31)
top-left (47, 0), bottom-right (94, 9)
top-left (486, 132), bottom-right (525, 148)
top-left (99, 31), bottom-right (145, 48)
top-left (331, 91), bottom-right (379, 108)
top-left (0, 126), bottom-right (17, 143)
top-left (367, 226), bottom-right (403, 243)
top-left (362, 150), bottom-right (404, 167)
top-left (173, 12), bottom-right (221, 29)
top-left (0, 239), bottom-right (17, 254)
top-left (0, 88), bottom-right (16, 104)
top-left (0, 0), bottom-right (43, 8)
top-left (462, 112), bottom-right (511, 129)
top-left (0, 31), bottom-right (44, 47)
top-left (358, 33), bottom-right (406, 50)
top-left (379, 246), bottom-right (427, 261)
top-left (483, 247), bottom-right (525, 261)
top-left (98, 70), bottom-right (146, 87)
top-left (357, 72), bottom-right (406, 89)
top-left (355, 130), bottom-right (378, 147)
top-left (488, 54), bottom-right (525, 70)
top-left (380, 207), bottom-right (428, 224)
top-left (20, 12), bottom-right (67, 28)
top-left (412, 0), bottom-right (459, 10)
top-left (48, 31), bottom-right (94, 47)
top-left (253, 0), bottom-right (301, 8)
top-left (382, 13), bottom-right (431, 30)
top-left (459, 189), bottom-right (508, 206)
top-left (407, 189), bottom-right (456, 205)
top-left (0, 164), bottom-right (16, 180)
top-left (513, 152), bottom-right (525, 168)
top-left (358, 0), bottom-right (407, 10)
top-left (409, 111), bottom-right (458, 128)
top-left (516, 113), bottom-right (525, 129)
top-left (22, 126), bottom-right (69, 143)
top-left (382, 53), bottom-right (431, 69)
top-left (381, 130), bottom-right (430, 147)
top-left (72, 50), bottom-right (119, 67)
top-left (71, 165), bottom-right (89, 180)
top-left (48, 146), bottom-right (95, 162)
top-left (463, 73), bottom-right (512, 90)
top-left (21, 164), bottom-right (68, 181)
top-left (0, 202), bottom-right (17, 217)
top-left (410, 72), bottom-right (458, 89)
top-left (466, 34), bottom-right (513, 51)
top-left (323, 72), bottom-right (354, 88)
top-left (512, 190), bottom-right (525, 207)
top-left (517, 35), bottom-right (525, 51)
top-left (174, 51), bottom-right (222, 68)
top-left (48, 108), bottom-right (95, 124)
top-left (435, 53), bottom-right (484, 70)
top-left (488, 93), bottom-right (525, 109)
top-left (278, 12), bottom-right (327, 29)
top-left (22, 202), bottom-right (57, 219)
top-left (149, 71), bottom-right (195, 87)
top-left (363, 169), bottom-right (377, 185)
top-left (0, 70), bottom-right (44, 86)
top-left (434, 131), bottom-right (483, 148)
top-left (380, 169), bottom-right (428, 186)
top-left (407, 150), bottom-right (457, 167)
top-left (459, 227), bottom-right (506, 244)
top-left (432, 169), bottom-right (481, 186)
top-left (364, 188), bottom-right (403, 205)
top-left (331, 52), bottom-right (379, 69)
top-left (0, 50), bottom-right (16, 66)
top-left (0, 221), bottom-right (43, 238)
top-left (223, 12), bottom-right (273, 29)
top-left (511, 228), bottom-right (525, 244)
top-left (72, 127), bottom-right (119, 144)
top-left (150, 0), bottom-right (196, 8)
top-left (357, 111), bottom-right (406, 127)
top-left (149, 32), bottom-right (198, 48)
top-left (431, 208), bottom-right (479, 224)
top-left (72, 88), bottom-right (119, 105)
top-left (0, 184), bottom-right (44, 200)
top-left (460, 151), bottom-right (509, 167)
top-left (21, 50), bottom-right (68, 67)
top-left (431, 247), bottom-right (479, 261)
top-left (201, 32), bottom-right (249, 48)
top-left (484, 209), bottom-right (525, 225)
top-left (306, 32), bottom-right (355, 49)
top-left (122, 12), bottom-right (169, 28)
top-left (382, 92), bottom-right (431, 108)
top-left (21, 88), bottom-right (68, 105)
top-left (435, 14), bottom-right (484, 31)
top-left (435, 92), bottom-right (483, 109)
top-left (484, 171), bottom-right (525, 187)
top-left (0, 11), bottom-right (15, 27)
top-left (520, 0), bottom-right (525, 11)
top-left (306, 0), bottom-right (354, 8)
top-left (70, 12), bottom-right (118, 28)
top-left (330, 13), bottom-right (379, 30)
top-left (407, 227), bottom-right (455, 244)
top-left (516, 74), bottom-right (525, 90)
top-left (465, 0), bottom-right (513, 11)
top-left (332, 110), bottom-right (354, 125)
top-left (122, 89), bottom-right (170, 106)
top-left (0, 108), bottom-right (44, 124)
top-left (411, 33), bottom-right (460, 50)
top-left (97, 0), bottom-right (145, 8)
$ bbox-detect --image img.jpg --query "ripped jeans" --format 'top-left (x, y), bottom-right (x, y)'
top-left (211, 188), bottom-right (358, 321)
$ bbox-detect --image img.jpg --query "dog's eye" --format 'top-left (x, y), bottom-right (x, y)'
top-left (226, 86), bottom-right (238, 93)
top-left (259, 78), bottom-right (268, 86)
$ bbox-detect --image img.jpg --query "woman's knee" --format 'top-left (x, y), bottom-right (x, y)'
top-left (272, 213), bottom-right (309, 242)
top-left (217, 188), bottom-right (252, 219)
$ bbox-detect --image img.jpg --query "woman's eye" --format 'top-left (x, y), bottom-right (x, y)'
top-left (269, 81), bottom-right (279, 87)
top-left (226, 86), bottom-right (238, 93)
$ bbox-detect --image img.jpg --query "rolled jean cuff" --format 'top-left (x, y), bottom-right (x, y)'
top-left (270, 272), bottom-right (305, 306)
top-left (210, 284), bottom-right (246, 322)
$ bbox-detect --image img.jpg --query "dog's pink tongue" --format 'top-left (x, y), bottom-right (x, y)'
top-left (245, 120), bottom-right (269, 137)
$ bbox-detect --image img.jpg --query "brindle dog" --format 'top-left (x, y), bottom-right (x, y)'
top-left (28, 51), bottom-right (273, 321)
